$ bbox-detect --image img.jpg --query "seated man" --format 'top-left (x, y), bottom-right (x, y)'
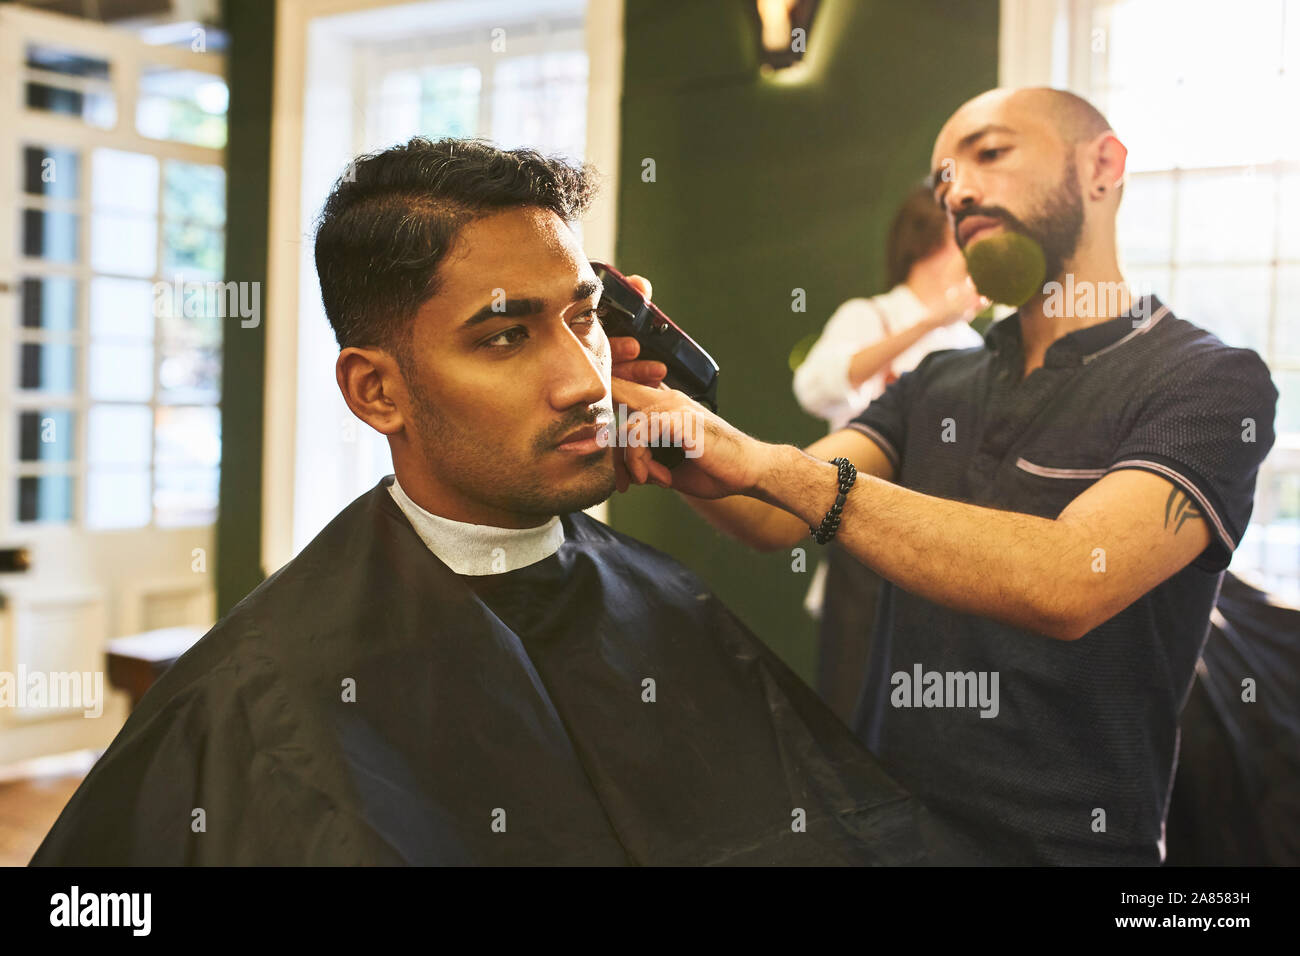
top-left (32, 138), bottom-right (974, 866)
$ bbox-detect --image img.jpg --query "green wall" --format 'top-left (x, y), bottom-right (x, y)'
top-left (611, 0), bottom-right (999, 679)
top-left (216, 0), bottom-right (275, 615)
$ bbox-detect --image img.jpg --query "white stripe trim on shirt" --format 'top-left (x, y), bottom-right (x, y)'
top-left (1081, 304), bottom-right (1170, 365)
top-left (1107, 458), bottom-right (1236, 550)
top-left (1015, 458), bottom-right (1108, 479)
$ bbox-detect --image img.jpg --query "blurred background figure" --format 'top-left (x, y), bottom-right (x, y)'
top-left (792, 186), bottom-right (984, 721)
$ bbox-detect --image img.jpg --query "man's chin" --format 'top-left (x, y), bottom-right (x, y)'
top-left (515, 456), bottom-right (617, 517)
top-left (553, 459), bottom-right (618, 513)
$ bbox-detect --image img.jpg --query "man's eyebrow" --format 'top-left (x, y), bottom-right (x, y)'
top-left (460, 278), bottom-right (603, 329)
top-left (930, 124), bottom-right (1018, 190)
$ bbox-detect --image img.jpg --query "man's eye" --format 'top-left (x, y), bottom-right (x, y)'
top-left (979, 146), bottom-right (1008, 161)
top-left (482, 327), bottom-right (529, 349)
top-left (572, 308), bottom-right (598, 329)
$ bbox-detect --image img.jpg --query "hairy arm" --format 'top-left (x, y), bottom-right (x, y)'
top-left (746, 448), bottom-right (1210, 640)
top-left (680, 428), bottom-right (895, 551)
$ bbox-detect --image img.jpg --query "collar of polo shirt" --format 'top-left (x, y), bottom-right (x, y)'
top-left (984, 294), bottom-right (1170, 368)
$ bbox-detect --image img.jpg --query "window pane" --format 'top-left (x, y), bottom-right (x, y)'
top-left (164, 160), bottom-right (225, 226)
top-left (490, 52), bottom-right (587, 156)
top-left (92, 149), bottom-right (159, 214)
top-left (25, 45), bottom-right (114, 130)
top-left (18, 410), bottom-right (75, 462)
top-left (87, 404), bottom-right (152, 466)
top-left (159, 340), bottom-right (221, 404)
top-left (17, 474), bottom-right (74, 523)
top-left (136, 66), bottom-right (228, 148)
top-left (1281, 170), bottom-right (1300, 261)
top-left (155, 467), bottom-right (218, 527)
top-left (87, 469), bottom-right (150, 529)
top-left (162, 222), bottom-right (223, 278)
top-left (1275, 370), bottom-right (1300, 436)
top-left (89, 342), bottom-right (153, 401)
top-left (91, 213), bottom-right (158, 277)
top-left (155, 406), bottom-right (220, 467)
top-left (1170, 266), bottom-right (1273, 354)
top-left (1276, 266), bottom-right (1300, 360)
top-left (25, 44), bottom-right (110, 80)
top-left (90, 276), bottom-right (155, 339)
top-left (19, 277), bottom-right (78, 332)
top-left (22, 208), bottom-right (79, 261)
top-left (416, 66), bottom-right (480, 139)
top-left (90, 149), bottom-right (160, 276)
top-left (25, 82), bottom-right (116, 128)
top-left (23, 145), bottom-right (80, 199)
top-left (1175, 170), bottom-right (1276, 265)
top-left (18, 342), bottom-right (77, 392)
top-left (1116, 174), bottom-right (1174, 266)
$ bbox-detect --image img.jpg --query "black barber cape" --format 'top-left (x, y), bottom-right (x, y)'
top-left (32, 477), bottom-right (975, 866)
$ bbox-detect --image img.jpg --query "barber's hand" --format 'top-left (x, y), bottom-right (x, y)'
top-left (609, 376), bottom-right (773, 499)
top-left (601, 274), bottom-right (774, 498)
top-left (606, 275), bottom-right (669, 388)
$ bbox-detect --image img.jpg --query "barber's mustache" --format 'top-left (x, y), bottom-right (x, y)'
top-left (953, 206), bottom-right (1030, 244)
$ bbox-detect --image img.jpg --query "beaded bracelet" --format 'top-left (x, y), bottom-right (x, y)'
top-left (810, 457), bottom-right (857, 545)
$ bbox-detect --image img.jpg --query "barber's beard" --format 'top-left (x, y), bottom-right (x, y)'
top-left (404, 371), bottom-right (616, 522)
top-left (1020, 155), bottom-right (1085, 286)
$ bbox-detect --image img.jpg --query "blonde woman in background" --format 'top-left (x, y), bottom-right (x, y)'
top-left (794, 186), bottom-right (986, 722)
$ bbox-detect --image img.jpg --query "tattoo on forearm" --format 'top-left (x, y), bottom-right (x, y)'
top-left (1164, 488), bottom-right (1203, 534)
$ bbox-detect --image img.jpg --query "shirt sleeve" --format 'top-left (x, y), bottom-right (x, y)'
top-left (792, 298), bottom-right (886, 425)
top-left (843, 352), bottom-right (932, 474)
top-left (1106, 345), bottom-right (1279, 573)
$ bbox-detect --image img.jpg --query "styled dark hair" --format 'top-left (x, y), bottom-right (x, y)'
top-left (885, 184), bottom-right (951, 288)
top-left (313, 137), bottom-right (598, 358)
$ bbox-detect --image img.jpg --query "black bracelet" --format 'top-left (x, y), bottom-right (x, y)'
top-left (810, 457), bottom-right (857, 545)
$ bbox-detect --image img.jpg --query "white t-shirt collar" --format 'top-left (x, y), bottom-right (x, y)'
top-left (387, 476), bottom-right (565, 576)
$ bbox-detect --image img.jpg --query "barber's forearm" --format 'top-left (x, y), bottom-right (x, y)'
top-left (681, 493), bottom-right (807, 552)
top-left (753, 444), bottom-right (1083, 639)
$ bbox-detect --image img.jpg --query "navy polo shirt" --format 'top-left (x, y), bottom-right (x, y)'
top-left (846, 294), bottom-right (1278, 864)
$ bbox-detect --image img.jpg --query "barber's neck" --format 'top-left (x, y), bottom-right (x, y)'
top-left (1016, 231), bottom-right (1130, 373)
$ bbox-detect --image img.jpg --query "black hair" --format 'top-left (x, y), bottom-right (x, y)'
top-left (313, 137), bottom-right (598, 360)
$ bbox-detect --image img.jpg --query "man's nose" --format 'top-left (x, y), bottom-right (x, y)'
top-left (945, 174), bottom-right (981, 216)
top-left (547, 326), bottom-right (608, 412)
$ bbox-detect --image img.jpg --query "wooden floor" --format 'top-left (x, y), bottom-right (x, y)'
top-left (0, 752), bottom-right (92, 867)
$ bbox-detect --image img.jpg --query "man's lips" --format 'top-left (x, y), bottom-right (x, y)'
top-left (555, 423), bottom-right (611, 454)
top-left (957, 216), bottom-right (1002, 246)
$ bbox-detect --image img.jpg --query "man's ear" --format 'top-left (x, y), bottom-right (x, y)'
top-left (336, 346), bottom-right (406, 436)
top-left (1085, 132), bottom-right (1128, 201)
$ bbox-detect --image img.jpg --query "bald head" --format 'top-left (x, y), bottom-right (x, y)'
top-left (1017, 87), bottom-right (1114, 144)
top-left (929, 85), bottom-right (1127, 221)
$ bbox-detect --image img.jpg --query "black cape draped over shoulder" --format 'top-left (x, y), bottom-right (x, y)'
top-left (31, 477), bottom-right (979, 865)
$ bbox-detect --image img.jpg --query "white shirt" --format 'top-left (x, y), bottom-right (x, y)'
top-left (792, 284), bottom-right (984, 432)
top-left (387, 477), bottom-right (565, 576)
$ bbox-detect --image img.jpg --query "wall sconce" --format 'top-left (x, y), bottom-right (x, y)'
top-left (750, 0), bottom-right (820, 71)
